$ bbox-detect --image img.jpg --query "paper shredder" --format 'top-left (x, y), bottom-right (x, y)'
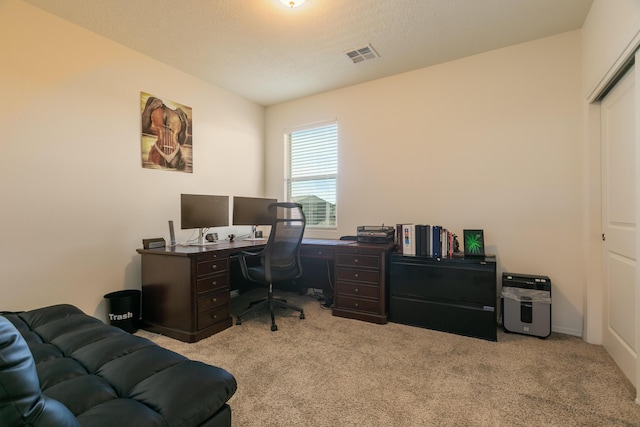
top-left (502, 273), bottom-right (551, 338)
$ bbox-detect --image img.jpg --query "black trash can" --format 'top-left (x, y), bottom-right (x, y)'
top-left (104, 289), bottom-right (141, 333)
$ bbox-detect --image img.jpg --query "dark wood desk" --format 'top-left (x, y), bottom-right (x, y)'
top-left (137, 239), bottom-right (395, 342)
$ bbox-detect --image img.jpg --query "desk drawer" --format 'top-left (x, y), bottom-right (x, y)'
top-left (197, 305), bottom-right (230, 330)
top-left (196, 258), bottom-right (229, 277)
top-left (336, 295), bottom-right (379, 314)
top-left (336, 268), bottom-right (379, 284)
top-left (196, 273), bottom-right (228, 294)
top-left (197, 290), bottom-right (230, 313)
top-left (195, 252), bottom-right (227, 262)
top-left (336, 253), bottom-right (379, 269)
top-left (300, 246), bottom-right (334, 259)
top-left (337, 282), bottom-right (379, 299)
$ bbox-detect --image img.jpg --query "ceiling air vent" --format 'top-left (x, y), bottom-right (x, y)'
top-left (344, 44), bottom-right (379, 64)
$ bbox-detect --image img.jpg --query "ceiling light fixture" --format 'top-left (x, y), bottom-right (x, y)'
top-left (280, 0), bottom-right (305, 8)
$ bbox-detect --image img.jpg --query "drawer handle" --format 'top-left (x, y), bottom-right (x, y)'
top-left (317, 251), bottom-right (323, 255)
top-left (211, 297), bottom-right (218, 303)
top-left (354, 288), bottom-right (359, 293)
top-left (211, 264), bottom-right (217, 270)
top-left (354, 273), bottom-right (359, 278)
top-left (212, 313), bottom-right (217, 319)
top-left (354, 258), bottom-right (359, 263)
top-left (354, 302), bottom-right (359, 307)
top-left (212, 281), bottom-right (217, 286)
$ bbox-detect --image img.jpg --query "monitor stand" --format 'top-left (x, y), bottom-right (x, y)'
top-left (189, 228), bottom-right (220, 246)
top-left (244, 225), bottom-right (266, 241)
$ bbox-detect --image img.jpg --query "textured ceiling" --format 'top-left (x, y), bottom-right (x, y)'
top-left (23, 0), bottom-right (593, 106)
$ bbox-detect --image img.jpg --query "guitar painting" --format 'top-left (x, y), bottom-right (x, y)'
top-left (140, 92), bottom-right (193, 172)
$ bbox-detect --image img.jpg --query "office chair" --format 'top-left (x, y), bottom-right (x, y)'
top-left (236, 202), bottom-right (306, 331)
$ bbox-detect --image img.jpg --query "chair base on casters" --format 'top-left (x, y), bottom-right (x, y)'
top-left (236, 288), bottom-right (305, 332)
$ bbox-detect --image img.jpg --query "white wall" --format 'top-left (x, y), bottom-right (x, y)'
top-left (266, 31), bottom-right (584, 336)
top-left (0, 1), bottom-right (265, 320)
top-left (583, 0), bottom-right (640, 100)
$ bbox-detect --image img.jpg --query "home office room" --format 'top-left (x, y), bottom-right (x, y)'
top-left (2, 0), bottom-right (640, 426)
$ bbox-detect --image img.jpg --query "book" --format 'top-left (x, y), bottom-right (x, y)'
top-left (422, 225), bottom-right (431, 257)
top-left (442, 228), bottom-right (448, 258)
top-left (402, 224), bottom-right (416, 255)
top-left (432, 225), bottom-right (442, 257)
top-left (415, 225), bottom-right (423, 256)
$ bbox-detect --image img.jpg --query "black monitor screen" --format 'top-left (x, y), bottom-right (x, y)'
top-left (233, 196), bottom-right (277, 226)
top-left (181, 194), bottom-right (229, 230)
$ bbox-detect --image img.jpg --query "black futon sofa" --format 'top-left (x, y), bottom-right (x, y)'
top-left (0, 304), bottom-right (236, 426)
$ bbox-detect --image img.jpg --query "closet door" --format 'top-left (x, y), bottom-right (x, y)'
top-left (601, 64), bottom-right (636, 388)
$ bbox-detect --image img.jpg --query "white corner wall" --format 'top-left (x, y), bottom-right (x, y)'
top-left (266, 31), bottom-right (584, 336)
top-left (583, 0), bottom-right (640, 100)
top-left (0, 0), bottom-right (265, 320)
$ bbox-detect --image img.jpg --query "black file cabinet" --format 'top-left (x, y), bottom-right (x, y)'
top-left (389, 254), bottom-right (497, 341)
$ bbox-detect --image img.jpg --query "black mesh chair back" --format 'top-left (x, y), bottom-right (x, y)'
top-left (236, 202), bottom-right (306, 331)
top-left (261, 203), bottom-right (305, 283)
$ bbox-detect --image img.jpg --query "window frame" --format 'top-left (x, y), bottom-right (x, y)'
top-left (284, 120), bottom-right (338, 229)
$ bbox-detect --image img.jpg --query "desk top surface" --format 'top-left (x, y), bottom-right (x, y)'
top-left (136, 238), bottom-right (393, 256)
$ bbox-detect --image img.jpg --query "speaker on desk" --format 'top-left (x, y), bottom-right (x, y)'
top-left (143, 238), bottom-right (166, 249)
top-left (169, 220), bottom-right (176, 246)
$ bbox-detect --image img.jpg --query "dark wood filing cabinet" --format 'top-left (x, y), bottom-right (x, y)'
top-left (332, 243), bottom-right (395, 324)
top-left (389, 254), bottom-right (497, 341)
top-left (137, 247), bottom-right (237, 343)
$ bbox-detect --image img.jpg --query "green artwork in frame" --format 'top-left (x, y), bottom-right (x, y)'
top-left (463, 229), bottom-right (485, 256)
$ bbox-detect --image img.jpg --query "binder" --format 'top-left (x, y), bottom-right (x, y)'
top-left (402, 224), bottom-right (415, 255)
top-left (396, 224), bottom-right (403, 253)
top-left (415, 225), bottom-right (423, 256)
top-left (432, 225), bottom-right (442, 257)
top-left (422, 225), bottom-right (430, 257)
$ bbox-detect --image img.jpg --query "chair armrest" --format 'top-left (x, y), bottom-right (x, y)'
top-left (239, 250), bottom-right (261, 257)
top-left (238, 250), bottom-right (262, 282)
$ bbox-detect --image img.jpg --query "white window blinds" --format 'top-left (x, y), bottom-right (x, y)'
top-left (286, 122), bottom-right (337, 228)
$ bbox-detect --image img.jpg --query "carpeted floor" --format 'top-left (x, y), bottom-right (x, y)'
top-left (137, 289), bottom-right (640, 426)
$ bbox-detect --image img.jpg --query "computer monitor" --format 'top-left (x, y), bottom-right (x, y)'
top-left (232, 196), bottom-right (277, 240)
top-left (180, 194), bottom-right (229, 245)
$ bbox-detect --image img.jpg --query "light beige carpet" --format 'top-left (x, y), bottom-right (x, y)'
top-left (137, 289), bottom-right (640, 426)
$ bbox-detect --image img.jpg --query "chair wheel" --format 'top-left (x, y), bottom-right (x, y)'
top-left (271, 324), bottom-right (278, 332)
top-left (236, 319), bottom-right (242, 325)
top-left (300, 313), bottom-right (305, 320)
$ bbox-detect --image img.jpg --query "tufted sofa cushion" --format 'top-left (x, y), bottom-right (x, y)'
top-left (1, 304), bottom-right (237, 427)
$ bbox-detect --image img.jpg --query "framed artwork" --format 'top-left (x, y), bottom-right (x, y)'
top-left (463, 229), bottom-right (485, 256)
top-left (140, 92), bottom-right (193, 173)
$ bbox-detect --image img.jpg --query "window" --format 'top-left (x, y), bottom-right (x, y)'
top-left (286, 122), bottom-right (338, 228)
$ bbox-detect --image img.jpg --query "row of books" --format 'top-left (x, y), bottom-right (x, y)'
top-left (396, 224), bottom-right (457, 258)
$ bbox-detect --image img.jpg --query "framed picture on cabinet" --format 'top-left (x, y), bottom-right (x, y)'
top-left (463, 229), bottom-right (485, 257)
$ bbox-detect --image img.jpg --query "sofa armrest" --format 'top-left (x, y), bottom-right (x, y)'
top-left (0, 316), bottom-right (80, 426)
